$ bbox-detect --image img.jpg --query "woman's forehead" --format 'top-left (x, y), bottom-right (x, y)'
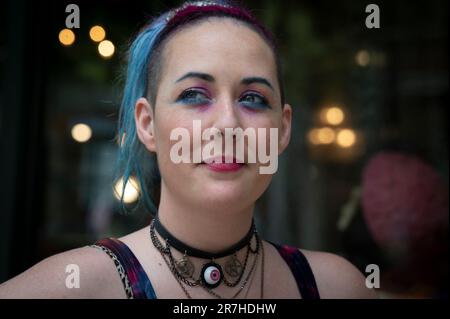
top-left (161, 18), bottom-right (277, 81)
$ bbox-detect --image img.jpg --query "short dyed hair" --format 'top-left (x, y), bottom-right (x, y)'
top-left (116, 0), bottom-right (285, 215)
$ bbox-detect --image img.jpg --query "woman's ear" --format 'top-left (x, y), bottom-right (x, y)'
top-left (279, 103), bottom-right (292, 155)
top-left (135, 97), bottom-right (156, 152)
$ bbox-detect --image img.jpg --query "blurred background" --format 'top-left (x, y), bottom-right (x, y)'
top-left (0, 0), bottom-right (448, 298)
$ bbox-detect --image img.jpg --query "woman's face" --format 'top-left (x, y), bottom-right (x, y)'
top-left (136, 18), bottom-right (291, 211)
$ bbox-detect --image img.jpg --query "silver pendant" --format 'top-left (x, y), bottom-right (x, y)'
top-left (175, 253), bottom-right (194, 278)
top-left (224, 254), bottom-right (243, 278)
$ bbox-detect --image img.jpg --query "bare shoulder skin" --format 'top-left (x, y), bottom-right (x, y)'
top-left (0, 246), bottom-right (125, 299)
top-left (0, 236), bottom-right (378, 299)
top-left (301, 249), bottom-right (379, 299)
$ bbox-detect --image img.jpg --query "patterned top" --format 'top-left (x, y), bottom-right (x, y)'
top-left (90, 238), bottom-right (320, 299)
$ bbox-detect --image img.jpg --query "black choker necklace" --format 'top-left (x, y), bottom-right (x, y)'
top-left (150, 217), bottom-right (259, 290)
top-left (153, 217), bottom-right (256, 259)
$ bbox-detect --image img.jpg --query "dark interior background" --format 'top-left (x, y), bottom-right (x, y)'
top-left (0, 0), bottom-right (448, 298)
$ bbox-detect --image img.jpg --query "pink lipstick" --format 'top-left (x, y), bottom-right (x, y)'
top-left (201, 156), bottom-right (245, 172)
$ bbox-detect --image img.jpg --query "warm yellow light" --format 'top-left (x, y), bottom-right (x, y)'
top-left (356, 50), bottom-right (370, 67)
top-left (98, 40), bottom-right (115, 58)
top-left (308, 128), bottom-right (321, 145)
top-left (317, 127), bottom-right (335, 144)
top-left (337, 129), bottom-right (356, 148)
top-left (89, 25), bottom-right (106, 42)
top-left (71, 123), bottom-right (92, 143)
top-left (58, 29), bottom-right (75, 46)
top-left (114, 176), bottom-right (140, 204)
top-left (325, 107), bottom-right (344, 125)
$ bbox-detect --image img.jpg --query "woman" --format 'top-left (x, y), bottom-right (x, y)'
top-left (0, 0), bottom-right (376, 299)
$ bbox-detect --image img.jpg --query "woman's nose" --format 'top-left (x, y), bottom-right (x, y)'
top-left (211, 96), bottom-right (240, 133)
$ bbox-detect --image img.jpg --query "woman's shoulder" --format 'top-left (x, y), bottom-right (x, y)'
top-left (298, 248), bottom-right (378, 299)
top-left (0, 245), bottom-right (126, 298)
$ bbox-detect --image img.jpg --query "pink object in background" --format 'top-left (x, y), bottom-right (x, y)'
top-left (361, 152), bottom-right (448, 262)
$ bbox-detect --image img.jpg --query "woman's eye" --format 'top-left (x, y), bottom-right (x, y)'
top-left (240, 93), bottom-right (271, 109)
top-left (177, 89), bottom-right (209, 104)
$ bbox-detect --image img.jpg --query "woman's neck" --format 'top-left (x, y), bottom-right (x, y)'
top-left (156, 184), bottom-right (255, 254)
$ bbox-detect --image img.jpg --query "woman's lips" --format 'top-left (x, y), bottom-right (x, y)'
top-left (200, 156), bottom-right (246, 172)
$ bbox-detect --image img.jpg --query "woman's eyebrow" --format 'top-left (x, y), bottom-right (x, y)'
top-left (175, 71), bottom-right (214, 83)
top-left (174, 72), bottom-right (275, 92)
top-left (241, 76), bottom-right (275, 92)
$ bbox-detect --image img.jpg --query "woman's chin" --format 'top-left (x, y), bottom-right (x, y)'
top-left (188, 164), bottom-right (271, 205)
top-left (194, 182), bottom-right (254, 207)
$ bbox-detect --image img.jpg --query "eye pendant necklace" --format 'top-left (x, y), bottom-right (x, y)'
top-left (150, 217), bottom-right (258, 290)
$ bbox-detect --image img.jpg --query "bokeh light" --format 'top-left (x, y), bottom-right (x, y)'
top-left (308, 128), bottom-right (321, 145)
top-left (317, 127), bottom-right (335, 144)
top-left (58, 29), bottom-right (75, 46)
top-left (355, 50), bottom-right (370, 67)
top-left (324, 107), bottom-right (344, 125)
top-left (98, 40), bottom-right (115, 58)
top-left (89, 25), bottom-right (106, 42)
top-left (114, 176), bottom-right (140, 204)
top-left (336, 129), bottom-right (356, 148)
top-left (71, 123), bottom-right (92, 143)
